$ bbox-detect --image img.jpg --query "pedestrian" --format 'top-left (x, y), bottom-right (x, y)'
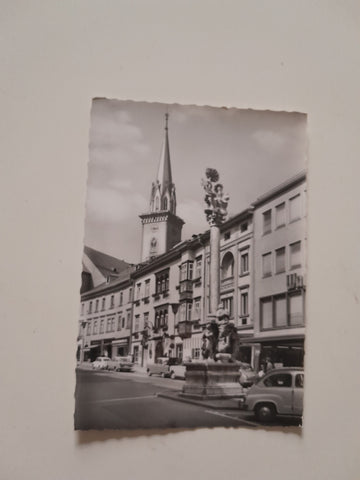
top-left (265, 357), bottom-right (274, 372)
top-left (258, 363), bottom-right (266, 378)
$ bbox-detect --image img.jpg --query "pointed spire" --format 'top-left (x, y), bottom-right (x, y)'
top-left (156, 113), bottom-right (172, 191)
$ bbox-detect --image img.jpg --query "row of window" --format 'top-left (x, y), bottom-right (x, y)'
top-left (85, 312), bottom-right (132, 335)
top-left (263, 193), bottom-right (302, 235)
top-left (82, 251), bottom-right (250, 314)
top-left (223, 221), bottom-right (249, 241)
top-left (262, 241), bottom-right (302, 278)
top-left (260, 291), bottom-right (304, 330)
top-left (220, 250), bottom-right (250, 280)
top-left (81, 289), bottom-right (133, 315)
top-left (179, 257), bottom-right (202, 282)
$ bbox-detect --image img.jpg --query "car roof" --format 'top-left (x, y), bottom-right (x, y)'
top-left (265, 367), bottom-right (303, 373)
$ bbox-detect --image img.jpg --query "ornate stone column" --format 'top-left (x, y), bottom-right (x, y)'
top-left (181, 168), bottom-right (242, 399)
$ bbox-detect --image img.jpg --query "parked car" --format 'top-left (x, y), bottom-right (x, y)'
top-left (238, 362), bottom-right (257, 387)
top-left (92, 356), bottom-right (111, 370)
top-left (168, 360), bottom-right (187, 379)
top-left (114, 356), bottom-right (134, 372)
top-left (239, 368), bottom-right (304, 422)
top-left (147, 357), bottom-right (185, 378)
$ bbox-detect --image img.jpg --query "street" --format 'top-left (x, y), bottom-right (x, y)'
top-left (74, 369), bottom-right (301, 430)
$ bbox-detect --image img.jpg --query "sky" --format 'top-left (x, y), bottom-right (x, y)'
top-left (84, 99), bottom-right (307, 263)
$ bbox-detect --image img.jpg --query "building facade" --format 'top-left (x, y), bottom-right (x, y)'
top-left (78, 116), bottom-right (306, 371)
top-left (246, 172), bottom-right (307, 370)
top-left (79, 267), bottom-right (134, 362)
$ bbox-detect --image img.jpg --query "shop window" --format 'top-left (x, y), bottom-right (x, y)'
top-left (263, 209), bottom-right (272, 234)
top-left (275, 247), bottom-right (286, 274)
top-left (289, 194), bottom-right (301, 222)
top-left (262, 252), bottom-right (272, 277)
top-left (275, 202), bottom-right (286, 228)
top-left (176, 344), bottom-right (183, 360)
top-left (290, 241), bottom-right (301, 269)
top-left (133, 346), bottom-right (139, 364)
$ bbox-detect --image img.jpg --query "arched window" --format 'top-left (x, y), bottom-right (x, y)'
top-left (221, 252), bottom-right (234, 280)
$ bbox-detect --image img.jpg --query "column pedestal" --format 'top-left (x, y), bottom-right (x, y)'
top-left (181, 362), bottom-right (243, 399)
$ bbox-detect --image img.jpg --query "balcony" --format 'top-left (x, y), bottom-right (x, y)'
top-left (179, 280), bottom-right (193, 301)
top-left (220, 276), bottom-right (234, 293)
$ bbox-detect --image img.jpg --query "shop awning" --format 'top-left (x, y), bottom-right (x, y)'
top-left (112, 339), bottom-right (129, 346)
top-left (241, 334), bottom-right (304, 344)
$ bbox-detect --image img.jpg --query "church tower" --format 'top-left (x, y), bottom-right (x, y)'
top-left (140, 114), bottom-right (184, 262)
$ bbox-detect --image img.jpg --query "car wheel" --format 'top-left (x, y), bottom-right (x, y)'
top-left (170, 371), bottom-right (175, 379)
top-left (255, 404), bottom-right (276, 423)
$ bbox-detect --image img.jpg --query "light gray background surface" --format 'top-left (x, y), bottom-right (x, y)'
top-left (1, 1), bottom-right (359, 479)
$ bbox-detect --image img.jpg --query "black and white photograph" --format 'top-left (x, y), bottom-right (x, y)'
top-left (75, 99), bottom-right (307, 430)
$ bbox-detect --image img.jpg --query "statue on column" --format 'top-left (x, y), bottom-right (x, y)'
top-left (201, 168), bottom-right (230, 226)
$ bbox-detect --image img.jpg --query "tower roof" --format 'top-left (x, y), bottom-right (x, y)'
top-left (156, 113), bottom-right (173, 194)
